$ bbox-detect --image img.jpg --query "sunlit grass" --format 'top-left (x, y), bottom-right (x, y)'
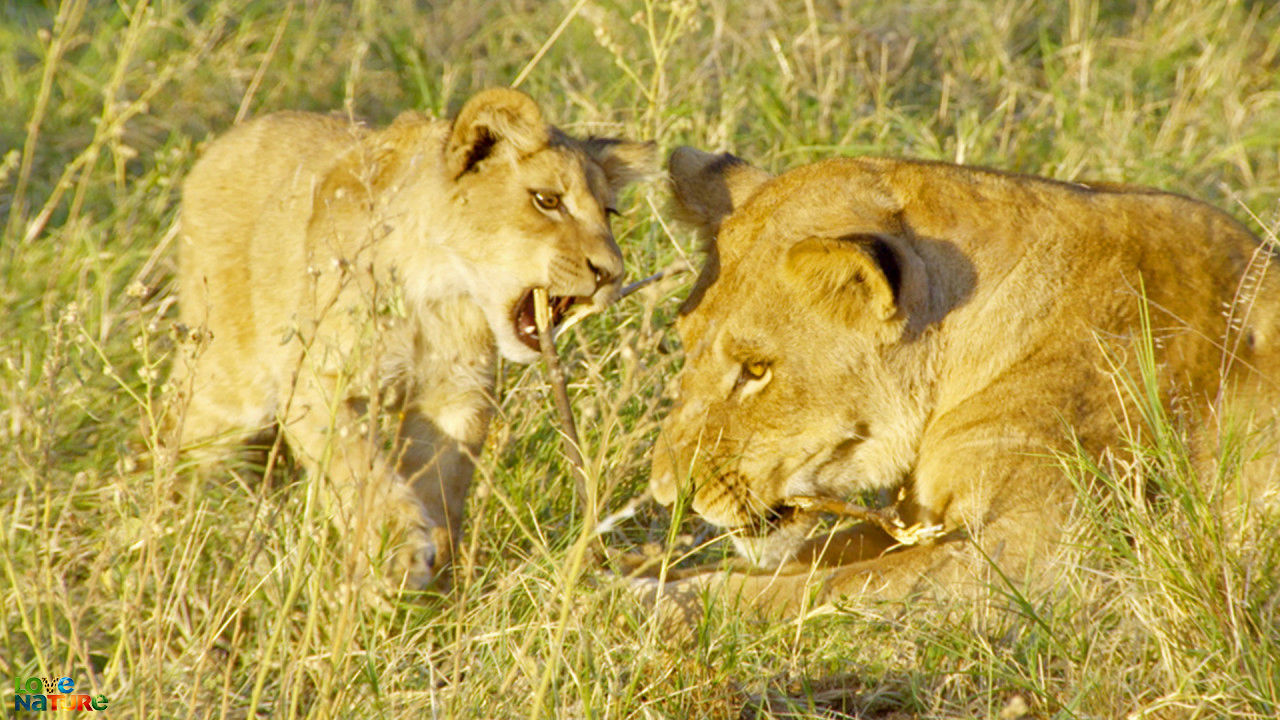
top-left (3, 1), bottom-right (1278, 717)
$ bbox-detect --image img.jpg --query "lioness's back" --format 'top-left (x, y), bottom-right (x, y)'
top-left (835, 156), bottom-right (1279, 388)
top-left (882, 156), bottom-right (1280, 430)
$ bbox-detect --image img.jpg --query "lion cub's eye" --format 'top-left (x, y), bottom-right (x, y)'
top-left (532, 190), bottom-right (562, 212)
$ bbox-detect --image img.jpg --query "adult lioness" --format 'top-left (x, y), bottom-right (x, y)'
top-left (648, 146), bottom-right (1279, 616)
top-left (171, 88), bottom-right (654, 588)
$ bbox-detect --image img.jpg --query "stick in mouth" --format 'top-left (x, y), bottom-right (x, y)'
top-left (514, 289), bottom-right (588, 351)
top-left (782, 495), bottom-right (946, 546)
top-left (533, 287), bottom-right (554, 338)
top-left (532, 288), bottom-right (590, 513)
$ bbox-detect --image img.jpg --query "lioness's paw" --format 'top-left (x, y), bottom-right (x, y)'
top-left (626, 575), bottom-right (707, 630)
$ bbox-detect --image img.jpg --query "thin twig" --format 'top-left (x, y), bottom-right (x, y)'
top-left (783, 495), bottom-right (945, 545)
top-left (532, 260), bottom-right (690, 521)
top-left (784, 495), bottom-right (903, 535)
top-left (618, 261), bottom-right (694, 300)
top-left (528, 284), bottom-right (598, 720)
top-left (533, 288), bottom-right (590, 517)
top-left (511, 0), bottom-right (589, 89)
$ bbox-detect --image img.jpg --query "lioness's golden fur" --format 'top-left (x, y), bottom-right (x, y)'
top-left (172, 89), bottom-right (654, 588)
top-left (648, 146), bottom-right (1279, 617)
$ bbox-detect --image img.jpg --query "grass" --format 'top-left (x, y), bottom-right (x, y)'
top-left (2, 0), bottom-right (1278, 717)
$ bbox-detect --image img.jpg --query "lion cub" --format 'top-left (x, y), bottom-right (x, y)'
top-left (171, 89), bottom-right (654, 588)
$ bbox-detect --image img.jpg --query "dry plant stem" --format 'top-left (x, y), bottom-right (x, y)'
top-left (528, 288), bottom-right (600, 720)
top-left (617, 261), bottom-right (694, 300)
top-left (784, 495), bottom-right (906, 539)
top-left (533, 288), bottom-right (589, 515)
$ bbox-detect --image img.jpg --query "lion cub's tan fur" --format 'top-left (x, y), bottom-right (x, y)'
top-left (649, 147), bottom-right (1279, 617)
top-left (172, 89), bottom-right (654, 588)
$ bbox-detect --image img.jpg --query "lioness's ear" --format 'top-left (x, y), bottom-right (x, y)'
top-left (585, 138), bottom-right (660, 194)
top-left (668, 146), bottom-right (771, 236)
top-left (784, 234), bottom-right (918, 332)
top-left (446, 88), bottom-right (549, 179)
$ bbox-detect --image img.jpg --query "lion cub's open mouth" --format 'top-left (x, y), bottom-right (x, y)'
top-left (512, 289), bottom-right (590, 350)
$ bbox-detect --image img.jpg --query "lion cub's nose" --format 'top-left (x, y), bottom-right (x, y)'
top-left (587, 252), bottom-right (623, 290)
top-left (588, 259), bottom-right (615, 287)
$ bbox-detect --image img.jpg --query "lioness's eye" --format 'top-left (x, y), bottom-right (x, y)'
top-left (733, 360), bottom-right (773, 400)
top-left (743, 361), bottom-right (769, 380)
top-left (532, 191), bottom-right (562, 212)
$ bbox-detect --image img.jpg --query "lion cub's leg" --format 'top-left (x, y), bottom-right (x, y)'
top-left (392, 404), bottom-right (489, 582)
top-left (279, 374), bottom-right (439, 591)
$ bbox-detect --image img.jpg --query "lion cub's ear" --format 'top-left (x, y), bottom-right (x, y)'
top-left (446, 88), bottom-right (550, 179)
top-left (784, 234), bottom-right (924, 337)
top-left (584, 138), bottom-right (660, 195)
top-left (668, 146), bottom-right (771, 236)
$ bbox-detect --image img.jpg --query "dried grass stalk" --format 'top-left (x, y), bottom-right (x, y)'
top-left (783, 495), bottom-right (945, 545)
top-left (533, 288), bottom-right (589, 514)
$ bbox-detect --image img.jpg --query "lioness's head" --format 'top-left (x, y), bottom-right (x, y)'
top-left (651, 147), bottom-right (932, 565)
top-left (435, 88), bottom-right (657, 363)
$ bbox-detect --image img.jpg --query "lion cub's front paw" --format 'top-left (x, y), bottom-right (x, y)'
top-left (391, 525), bottom-right (437, 590)
top-left (386, 523), bottom-right (455, 591)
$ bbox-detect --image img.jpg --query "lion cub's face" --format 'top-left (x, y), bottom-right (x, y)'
top-left (447, 140), bottom-right (634, 363)
top-left (429, 89), bottom-right (656, 363)
top-left (651, 147), bottom-right (925, 564)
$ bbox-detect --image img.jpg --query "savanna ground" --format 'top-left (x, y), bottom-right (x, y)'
top-left (3, 1), bottom-right (1279, 717)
